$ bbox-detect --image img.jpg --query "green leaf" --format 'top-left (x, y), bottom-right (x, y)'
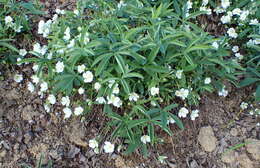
top-left (120, 79), bottom-right (130, 94)
top-left (127, 119), bottom-right (148, 129)
top-left (239, 78), bottom-right (260, 87)
top-left (0, 42), bottom-right (19, 53)
top-left (163, 103), bottom-right (178, 112)
top-left (148, 124), bottom-right (155, 143)
top-left (123, 72), bottom-right (144, 79)
top-left (19, 2), bottom-right (44, 15)
top-left (124, 142), bottom-right (139, 155)
top-left (144, 65), bottom-right (170, 73)
top-left (95, 56), bottom-right (111, 76)
top-left (168, 113), bottom-right (184, 130)
top-left (115, 54), bottom-right (127, 74)
top-left (186, 45), bottom-right (212, 53)
top-left (148, 46), bottom-right (160, 63)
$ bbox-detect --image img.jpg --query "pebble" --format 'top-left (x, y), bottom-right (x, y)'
top-left (198, 126), bottom-right (217, 152)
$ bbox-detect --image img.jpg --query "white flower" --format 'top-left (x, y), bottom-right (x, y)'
top-left (47, 52), bottom-right (53, 59)
top-left (47, 94), bottom-right (56, 105)
top-left (150, 87), bottom-right (159, 96)
top-left (202, 0), bottom-right (208, 6)
top-left (63, 107), bottom-right (72, 119)
top-left (67, 39), bottom-right (75, 48)
top-left (38, 20), bottom-right (52, 38)
top-left (83, 71), bottom-right (94, 83)
top-left (55, 61), bottom-right (64, 73)
top-left (55, 8), bottom-right (65, 15)
top-left (200, 7), bottom-right (212, 15)
top-left (176, 70), bottom-right (183, 79)
top-left (96, 97), bottom-right (106, 104)
top-left (94, 82), bottom-right (101, 91)
top-left (232, 46), bottom-right (239, 53)
top-left (74, 106), bottom-right (84, 116)
top-left (212, 42), bottom-right (219, 49)
top-left (61, 96), bottom-right (70, 107)
top-left (77, 64), bottom-right (85, 74)
top-left (178, 107), bottom-right (189, 118)
top-left (227, 28), bottom-right (238, 38)
top-left (27, 82), bottom-right (35, 93)
top-left (235, 53), bottom-right (243, 60)
top-left (103, 141), bottom-right (115, 153)
top-left (32, 64), bottom-right (39, 72)
top-left (250, 19), bottom-right (259, 25)
top-left (187, 1), bottom-right (192, 10)
top-left (19, 49), bottom-right (27, 57)
top-left (190, 109), bottom-right (199, 120)
top-left (117, 0), bottom-right (127, 9)
top-left (5, 16), bottom-right (13, 25)
top-left (73, 9), bottom-right (79, 16)
top-left (218, 87), bottom-right (228, 97)
top-left (52, 14), bottom-right (58, 22)
top-left (16, 58), bottom-right (22, 65)
top-left (78, 87), bottom-right (85, 94)
top-left (112, 85), bottom-right (120, 94)
top-left (214, 7), bottom-right (225, 14)
top-left (129, 92), bottom-right (139, 102)
top-left (14, 74), bottom-right (23, 83)
top-left (151, 101), bottom-right (157, 107)
top-left (232, 8), bottom-right (241, 15)
top-left (107, 95), bottom-right (122, 107)
top-left (33, 43), bottom-right (47, 56)
top-left (221, 0), bottom-right (230, 9)
top-left (40, 82), bottom-right (48, 92)
top-left (89, 139), bottom-right (98, 149)
top-left (175, 88), bottom-right (189, 100)
top-left (239, 10), bottom-right (249, 21)
top-left (141, 135), bottom-right (151, 144)
top-left (44, 104), bottom-right (51, 113)
top-left (83, 33), bottom-right (90, 45)
top-left (108, 80), bottom-right (116, 88)
top-left (220, 15), bottom-right (231, 24)
top-left (63, 27), bottom-right (71, 41)
top-left (31, 75), bottom-right (39, 84)
top-left (167, 117), bottom-right (176, 124)
top-left (204, 77), bottom-right (211, 84)
top-left (240, 102), bottom-right (248, 110)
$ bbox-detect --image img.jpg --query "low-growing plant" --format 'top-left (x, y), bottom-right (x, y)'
top-left (0, 0), bottom-right (43, 64)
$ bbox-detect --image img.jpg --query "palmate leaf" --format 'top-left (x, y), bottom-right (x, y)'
top-left (239, 78), bottom-right (260, 87)
top-left (53, 74), bottom-right (77, 94)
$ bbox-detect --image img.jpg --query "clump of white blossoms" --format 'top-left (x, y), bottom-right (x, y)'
top-left (5, 16), bottom-right (13, 26)
top-left (175, 88), bottom-right (189, 100)
top-left (27, 82), bottom-right (35, 93)
top-left (74, 106), bottom-right (84, 116)
top-left (47, 94), bottom-right (56, 105)
top-left (103, 141), bottom-right (115, 153)
top-left (218, 87), bottom-right (228, 97)
top-left (141, 135), bottom-right (151, 144)
top-left (33, 43), bottom-right (47, 56)
top-left (220, 12), bottom-right (232, 24)
top-left (200, 6), bottom-right (212, 15)
top-left (150, 87), bottom-right (159, 96)
top-left (212, 42), bottom-right (219, 49)
top-left (190, 110), bottom-right (199, 120)
top-left (204, 77), bottom-right (211, 84)
top-left (107, 94), bottom-right (122, 107)
top-left (202, 0), bottom-right (208, 6)
top-left (129, 92), bottom-right (139, 102)
top-left (221, 0), bottom-right (230, 9)
top-left (38, 20), bottom-right (52, 38)
top-left (249, 19), bottom-right (259, 25)
top-left (240, 102), bottom-right (248, 110)
top-left (96, 97), bottom-right (106, 104)
top-left (94, 82), bottom-right (101, 91)
top-left (239, 10), bottom-right (249, 21)
top-left (83, 71), bottom-right (94, 83)
top-left (227, 28), bottom-right (238, 38)
top-left (232, 8), bottom-right (241, 16)
top-left (63, 107), bottom-right (72, 119)
top-left (63, 27), bottom-right (71, 41)
top-left (175, 70), bottom-right (183, 79)
top-left (235, 53), bottom-right (243, 60)
top-left (55, 8), bottom-right (65, 15)
top-left (178, 107), bottom-right (189, 118)
top-left (14, 74), bottom-right (23, 83)
top-left (61, 96), bottom-right (70, 107)
top-left (112, 84), bottom-right (120, 94)
top-left (55, 61), bottom-right (64, 73)
top-left (77, 64), bottom-right (85, 74)
top-left (78, 87), bottom-right (85, 95)
top-left (40, 82), bottom-right (48, 92)
top-left (19, 49), bottom-right (27, 57)
top-left (89, 139), bottom-right (99, 149)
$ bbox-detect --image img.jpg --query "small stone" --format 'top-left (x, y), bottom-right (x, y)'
top-left (236, 154), bottom-right (253, 168)
top-left (198, 126), bottom-right (217, 152)
top-left (245, 138), bottom-right (260, 160)
top-left (115, 156), bottom-right (128, 168)
top-left (0, 150), bottom-right (6, 158)
top-left (230, 128), bottom-right (238, 137)
top-left (221, 150), bottom-right (236, 163)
